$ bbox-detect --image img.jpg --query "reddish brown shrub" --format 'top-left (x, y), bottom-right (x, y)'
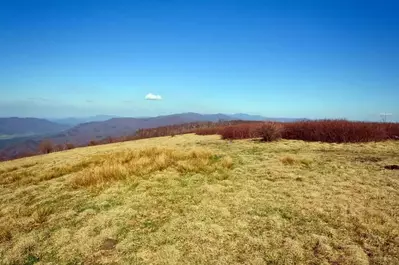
top-left (220, 123), bottom-right (263, 140)
top-left (195, 127), bottom-right (223, 135)
top-left (218, 120), bottom-right (399, 143)
top-left (39, 140), bottom-right (54, 154)
top-left (65, 143), bottom-right (75, 150)
top-left (282, 120), bottom-right (389, 143)
top-left (257, 122), bottom-right (283, 142)
top-left (385, 122), bottom-right (399, 140)
top-left (54, 144), bottom-right (65, 152)
top-left (133, 120), bottom-right (259, 139)
top-left (88, 140), bottom-right (98, 146)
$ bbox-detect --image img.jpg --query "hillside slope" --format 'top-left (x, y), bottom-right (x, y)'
top-left (0, 113), bottom-right (235, 160)
top-left (57, 112), bottom-right (233, 144)
top-left (0, 113), bottom-right (305, 160)
top-left (0, 135), bottom-right (398, 264)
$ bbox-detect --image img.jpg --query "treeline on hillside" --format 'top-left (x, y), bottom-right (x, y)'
top-left (92, 120), bottom-right (258, 144)
top-left (1, 119), bottom-right (398, 162)
top-left (0, 120), bottom-right (256, 161)
top-left (204, 120), bottom-right (399, 143)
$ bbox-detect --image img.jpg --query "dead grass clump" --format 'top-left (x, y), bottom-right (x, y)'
top-left (0, 166), bottom-right (19, 175)
top-left (32, 206), bottom-right (54, 224)
top-left (0, 171), bottom-right (25, 185)
top-left (299, 158), bottom-right (313, 168)
top-left (280, 156), bottom-right (313, 168)
top-left (337, 245), bottom-right (369, 265)
top-left (5, 235), bottom-right (37, 265)
top-left (220, 156), bottom-right (233, 168)
top-left (0, 160), bottom-right (99, 186)
top-left (0, 226), bottom-right (12, 243)
top-left (70, 147), bottom-right (232, 188)
top-left (280, 156), bottom-right (296, 165)
top-left (71, 164), bottom-right (128, 187)
top-left (312, 239), bottom-right (336, 264)
top-left (354, 156), bottom-right (383, 163)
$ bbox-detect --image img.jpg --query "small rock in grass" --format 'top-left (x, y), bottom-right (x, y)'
top-left (100, 238), bottom-right (118, 250)
top-left (384, 165), bottom-right (399, 170)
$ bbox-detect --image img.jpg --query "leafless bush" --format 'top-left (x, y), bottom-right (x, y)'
top-left (257, 122), bottom-right (283, 142)
top-left (39, 140), bottom-right (54, 154)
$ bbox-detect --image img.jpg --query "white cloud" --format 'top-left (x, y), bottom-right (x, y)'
top-left (145, 93), bottom-right (162, 100)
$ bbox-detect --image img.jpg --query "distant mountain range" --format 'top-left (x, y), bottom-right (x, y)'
top-left (0, 117), bottom-right (69, 136)
top-left (230, 113), bottom-right (303, 122)
top-left (45, 113), bottom-right (245, 146)
top-left (50, 115), bottom-right (119, 126)
top-left (50, 113), bottom-right (303, 126)
top-left (0, 113), bottom-right (306, 160)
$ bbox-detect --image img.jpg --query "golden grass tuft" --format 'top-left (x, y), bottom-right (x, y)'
top-left (71, 164), bottom-right (128, 187)
top-left (0, 226), bottom-right (12, 243)
top-left (70, 147), bottom-right (232, 188)
top-left (32, 206), bottom-right (54, 224)
top-left (280, 156), bottom-right (313, 168)
top-left (280, 156), bottom-right (296, 165)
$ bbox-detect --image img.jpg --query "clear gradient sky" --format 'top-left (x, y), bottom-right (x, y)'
top-left (1, 0), bottom-right (398, 121)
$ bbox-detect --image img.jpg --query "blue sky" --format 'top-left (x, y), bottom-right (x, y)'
top-left (1, 0), bottom-right (398, 121)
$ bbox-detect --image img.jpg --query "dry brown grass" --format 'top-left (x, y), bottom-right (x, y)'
top-left (70, 147), bottom-right (232, 188)
top-left (280, 156), bottom-right (313, 168)
top-left (0, 134), bottom-right (398, 265)
top-left (280, 156), bottom-right (296, 165)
